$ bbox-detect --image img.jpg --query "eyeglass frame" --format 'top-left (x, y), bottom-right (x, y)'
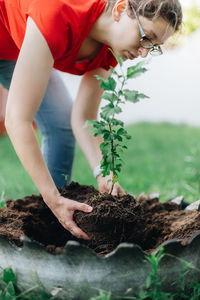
top-left (128, 0), bottom-right (163, 56)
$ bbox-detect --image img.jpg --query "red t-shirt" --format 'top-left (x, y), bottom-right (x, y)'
top-left (0, 0), bottom-right (118, 74)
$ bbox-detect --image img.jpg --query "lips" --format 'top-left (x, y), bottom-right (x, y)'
top-left (127, 51), bottom-right (136, 60)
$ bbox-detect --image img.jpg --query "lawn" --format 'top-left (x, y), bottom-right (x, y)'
top-left (0, 122), bottom-right (200, 202)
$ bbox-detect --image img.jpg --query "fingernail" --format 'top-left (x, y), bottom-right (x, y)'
top-left (87, 206), bottom-right (93, 212)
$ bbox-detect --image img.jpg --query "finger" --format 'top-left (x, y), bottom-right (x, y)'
top-left (99, 185), bottom-right (110, 194)
top-left (112, 186), bottom-right (125, 196)
top-left (73, 203), bottom-right (93, 213)
top-left (111, 185), bottom-right (119, 196)
top-left (118, 188), bottom-right (126, 196)
top-left (65, 221), bottom-right (90, 240)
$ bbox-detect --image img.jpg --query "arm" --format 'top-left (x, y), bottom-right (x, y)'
top-left (71, 68), bottom-right (125, 195)
top-left (5, 17), bottom-right (92, 239)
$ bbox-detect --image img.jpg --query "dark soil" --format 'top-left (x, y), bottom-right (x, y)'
top-left (0, 182), bottom-right (200, 256)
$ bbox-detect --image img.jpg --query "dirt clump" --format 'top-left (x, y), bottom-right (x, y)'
top-left (0, 182), bottom-right (200, 256)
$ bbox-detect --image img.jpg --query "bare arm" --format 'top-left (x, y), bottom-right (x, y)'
top-left (71, 68), bottom-right (125, 195)
top-left (71, 68), bottom-right (109, 170)
top-left (5, 17), bottom-right (55, 197)
top-left (5, 17), bottom-right (92, 239)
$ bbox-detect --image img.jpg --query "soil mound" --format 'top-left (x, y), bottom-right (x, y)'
top-left (0, 182), bottom-right (200, 256)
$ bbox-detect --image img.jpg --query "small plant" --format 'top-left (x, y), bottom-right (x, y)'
top-left (0, 267), bottom-right (18, 299)
top-left (0, 192), bottom-right (6, 208)
top-left (144, 246), bottom-right (174, 299)
top-left (85, 53), bottom-right (149, 194)
top-left (90, 288), bottom-right (112, 300)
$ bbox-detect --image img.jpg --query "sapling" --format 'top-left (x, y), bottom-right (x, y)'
top-left (85, 52), bottom-right (149, 194)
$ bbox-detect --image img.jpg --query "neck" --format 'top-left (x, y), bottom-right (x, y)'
top-left (88, 11), bottom-right (114, 46)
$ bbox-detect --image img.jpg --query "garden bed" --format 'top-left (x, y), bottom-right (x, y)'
top-left (0, 181), bottom-right (200, 256)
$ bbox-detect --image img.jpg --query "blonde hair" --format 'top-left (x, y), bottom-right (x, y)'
top-left (106, 0), bottom-right (183, 32)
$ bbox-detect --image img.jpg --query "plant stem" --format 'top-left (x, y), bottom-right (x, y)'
top-left (109, 71), bottom-right (126, 194)
top-left (109, 123), bottom-right (115, 194)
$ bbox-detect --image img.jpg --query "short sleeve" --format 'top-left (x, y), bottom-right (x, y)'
top-left (102, 59), bottom-right (118, 71)
top-left (26, 0), bottom-right (73, 60)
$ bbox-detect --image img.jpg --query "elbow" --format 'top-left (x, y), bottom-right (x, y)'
top-left (5, 113), bottom-right (14, 133)
top-left (71, 110), bottom-right (97, 133)
top-left (5, 112), bottom-right (30, 135)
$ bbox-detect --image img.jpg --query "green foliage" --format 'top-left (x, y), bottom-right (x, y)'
top-left (0, 267), bottom-right (17, 299)
top-left (183, 4), bottom-right (200, 36)
top-left (0, 191), bottom-right (6, 208)
top-left (86, 57), bottom-right (149, 193)
top-left (144, 246), bottom-right (172, 299)
top-left (90, 289), bottom-right (112, 300)
top-left (185, 145), bottom-right (200, 196)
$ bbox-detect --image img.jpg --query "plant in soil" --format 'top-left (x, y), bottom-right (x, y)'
top-left (84, 52), bottom-right (149, 193)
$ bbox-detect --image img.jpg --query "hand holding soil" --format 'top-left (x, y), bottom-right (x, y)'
top-left (44, 194), bottom-right (93, 240)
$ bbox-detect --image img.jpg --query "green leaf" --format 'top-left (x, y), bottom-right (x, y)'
top-left (102, 91), bottom-right (118, 103)
top-left (108, 48), bottom-right (123, 67)
top-left (117, 128), bottom-right (127, 135)
top-left (3, 268), bottom-right (17, 285)
top-left (5, 282), bottom-right (15, 297)
top-left (111, 119), bottom-right (124, 126)
top-left (87, 128), bottom-right (98, 134)
top-left (83, 120), bottom-right (96, 128)
top-left (115, 134), bottom-right (123, 142)
top-left (94, 75), bottom-right (105, 82)
top-left (100, 77), bottom-right (117, 91)
top-left (127, 61), bottom-right (148, 79)
top-left (146, 275), bottom-right (152, 288)
top-left (123, 89), bottom-right (149, 103)
top-left (101, 104), bottom-right (122, 118)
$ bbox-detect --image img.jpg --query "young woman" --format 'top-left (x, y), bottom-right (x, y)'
top-left (0, 0), bottom-right (182, 240)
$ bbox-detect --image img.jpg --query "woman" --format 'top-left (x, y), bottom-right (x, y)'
top-left (0, 0), bottom-right (182, 240)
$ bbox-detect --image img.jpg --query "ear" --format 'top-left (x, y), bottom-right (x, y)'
top-left (112, 0), bottom-right (128, 22)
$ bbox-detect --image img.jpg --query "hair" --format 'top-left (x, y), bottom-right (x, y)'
top-left (105, 0), bottom-right (183, 32)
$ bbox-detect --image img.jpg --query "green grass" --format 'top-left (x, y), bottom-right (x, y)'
top-left (1, 122), bottom-right (200, 202)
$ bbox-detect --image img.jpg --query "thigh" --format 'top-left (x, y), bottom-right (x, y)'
top-left (0, 59), bottom-right (16, 90)
top-left (34, 69), bottom-right (75, 187)
top-left (35, 69), bottom-right (73, 132)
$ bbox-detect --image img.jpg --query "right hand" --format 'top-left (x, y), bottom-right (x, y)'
top-left (44, 195), bottom-right (93, 240)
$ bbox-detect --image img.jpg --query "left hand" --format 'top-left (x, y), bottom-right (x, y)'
top-left (97, 173), bottom-right (126, 196)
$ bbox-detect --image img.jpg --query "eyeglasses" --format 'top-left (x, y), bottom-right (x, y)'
top-left (128, 0), bottom-right (163, 56)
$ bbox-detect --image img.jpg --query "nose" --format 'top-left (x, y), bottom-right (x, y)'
top-left (138, 47), bottom-right (150, 58)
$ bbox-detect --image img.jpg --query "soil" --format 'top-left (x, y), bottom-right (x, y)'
top-left (0, 182), bottom-right (200, 256)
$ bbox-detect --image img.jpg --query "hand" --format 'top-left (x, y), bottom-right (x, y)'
top-left (44, 194), bottom-right (93, 240)
top-left (97, 173), bottom-right (126, 196)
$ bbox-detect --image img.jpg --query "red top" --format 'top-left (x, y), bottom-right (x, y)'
top-left (0, 0), bottom-right (118, 74)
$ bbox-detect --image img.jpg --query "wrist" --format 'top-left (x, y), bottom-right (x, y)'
top-left (41, 186), bottom-right (60, 203)
top-left (93, 165), bottom-right (103, 178)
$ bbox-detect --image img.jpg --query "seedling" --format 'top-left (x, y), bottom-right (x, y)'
top-left (0, 192), bottom-right (6, 208)
top-left (85, 52), bottom-right (149, 193)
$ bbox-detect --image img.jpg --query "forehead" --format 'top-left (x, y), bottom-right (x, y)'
top-left (139, 16), bottom-right (175, 44)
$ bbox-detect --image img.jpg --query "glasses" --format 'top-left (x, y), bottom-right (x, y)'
top-left (128, 0), bottom-right (163, 56)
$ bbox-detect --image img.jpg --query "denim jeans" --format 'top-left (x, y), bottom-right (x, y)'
top-left (0, 59), bottom-right (75, 188)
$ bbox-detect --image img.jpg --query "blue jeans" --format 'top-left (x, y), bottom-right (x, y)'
top-left (0, 59), bottom-right (75, 188)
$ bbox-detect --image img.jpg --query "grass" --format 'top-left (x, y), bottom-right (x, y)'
top-left (1, 122), bottom-right (199, 202)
